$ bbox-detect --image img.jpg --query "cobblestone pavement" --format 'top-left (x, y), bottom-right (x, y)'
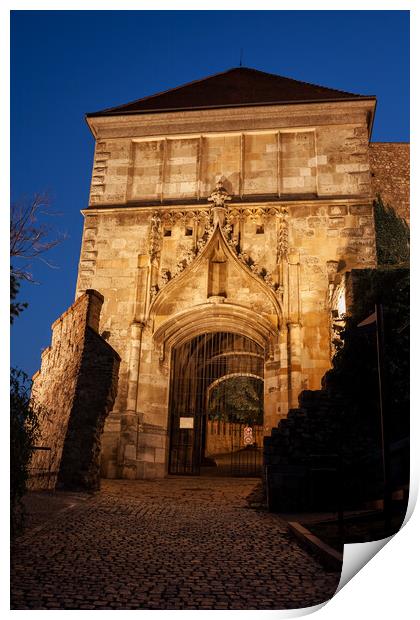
top-left (11, 477), bottom-right (340, 609)
top-left (20, 491), bottom-right (90, 531)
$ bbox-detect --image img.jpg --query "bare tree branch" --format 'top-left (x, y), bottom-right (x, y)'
top-left (10, 193), bottom-right (67, 282)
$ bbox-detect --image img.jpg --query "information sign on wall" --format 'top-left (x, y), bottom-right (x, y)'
top-left (179, 417), bottom-right (194, 429)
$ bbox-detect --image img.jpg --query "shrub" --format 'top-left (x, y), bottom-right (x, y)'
top-left (10, 368), bottom-right (40, 537)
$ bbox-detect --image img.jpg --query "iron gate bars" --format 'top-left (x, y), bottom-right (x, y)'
top-left (168, 331), bottom-right (264, 476)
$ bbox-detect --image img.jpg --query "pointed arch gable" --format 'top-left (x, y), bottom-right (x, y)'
top-left (150, 223), bottom-right (283, 322)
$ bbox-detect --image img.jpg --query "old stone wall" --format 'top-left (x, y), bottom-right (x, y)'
top-left (369, 142), bottom-right (410, 221)
top-left (75, 97), bottom-right (384, 480)
top-left (29, 290), bottom-right (120, 491)
top-left (75, 200), bottom-right (376, 421)
top-left (76, 211), bottom-right (147, 416)
top-left (74, 199), bottom-right (376, 479)
top-left (89, 124), bottom-right (371, 207)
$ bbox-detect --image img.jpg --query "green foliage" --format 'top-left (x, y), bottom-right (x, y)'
top-left (10, 194), bottom-right (63, 535)
top-left (10, 273), bottom-right (28, 324)
top-left (10, 369), bottom-right (40, 537)
top-left (374, 195), bottom-right (409, 266)
top-left (208, 376), bottom-right (263, 425)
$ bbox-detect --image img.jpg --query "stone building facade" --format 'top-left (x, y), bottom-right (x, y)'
top-left (72, 67), bottom-right (381, 480)
top-left (33, 68), bottom-right (408, 481)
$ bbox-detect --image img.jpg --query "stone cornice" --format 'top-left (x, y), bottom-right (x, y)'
top-left (86, 99), bottom-right (376, 140)
top-left (81, 196), bottom-right (373, 217)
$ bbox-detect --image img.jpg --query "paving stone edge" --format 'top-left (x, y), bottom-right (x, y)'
top-left (287, 521), bottom-right (343, 573)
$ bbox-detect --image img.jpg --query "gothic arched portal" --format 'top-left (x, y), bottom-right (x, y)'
top-left (168, 331), bottom-right (265, 476)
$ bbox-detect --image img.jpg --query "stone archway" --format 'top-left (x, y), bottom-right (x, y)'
top-left (153, 302), bottom-right (277, 362)
top-left (167, 330), bottom-right (265, 476)
top-left (118, 205), bottom-right (287, 479)
top-left (117, 299), bottom-right (284, 480)
top-left (143, 302), bottom-right (281, 476)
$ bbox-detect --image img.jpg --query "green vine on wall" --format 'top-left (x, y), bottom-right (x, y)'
top-left (374, 195), bottom-right (409, 267)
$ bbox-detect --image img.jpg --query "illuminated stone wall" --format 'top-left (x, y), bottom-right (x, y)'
top-left (30, 290), bottom-right (120, 490)
top-left (369, 142), bottom-right (410, 222)
top-left (70, 98), bottom-right (380, 479)
top-left (89, 123), bottom-right (371, 206)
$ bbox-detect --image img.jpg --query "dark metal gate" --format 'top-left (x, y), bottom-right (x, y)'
top-left (168, 331), bottom-right (264, 476)
top-left (230, 422), bottom-right (264, 477)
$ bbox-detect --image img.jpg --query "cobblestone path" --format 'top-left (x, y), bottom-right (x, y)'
top-left (11, 478), bottom-right (340, 609)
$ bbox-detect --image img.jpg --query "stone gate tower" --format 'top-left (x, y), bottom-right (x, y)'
top-left (75, 67), bottom-right (377, 479)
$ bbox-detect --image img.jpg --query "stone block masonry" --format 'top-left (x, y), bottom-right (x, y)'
top-left (29, 290), bottom-right (120, 491)
top-left (369, 143), bottom-right (410, 222)
top-left (58, 70), bottom-right (409, 481)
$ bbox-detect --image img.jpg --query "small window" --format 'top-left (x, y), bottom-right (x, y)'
top-left (163, 228), bottom-right (172, 237)
top-left (185, 227), bottom-right (193, 236)
top-left (256, 225), bottom-right (264, 235)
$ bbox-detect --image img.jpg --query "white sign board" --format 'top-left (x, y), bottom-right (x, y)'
top-left (179, 417), bottom-right (194, 429)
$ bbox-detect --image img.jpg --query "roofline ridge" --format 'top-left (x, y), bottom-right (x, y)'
top-left (86, 66), bottom-right (375, 118)
top-left (86, 67), bottom-right (239, 116)
top-left (281, 74), bottom-right (373, 98)
top-left (243, 66), bottom-right (372, 98)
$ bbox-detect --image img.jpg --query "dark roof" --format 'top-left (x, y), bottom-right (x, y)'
top-left (87, 67), bottom-right (375, 118)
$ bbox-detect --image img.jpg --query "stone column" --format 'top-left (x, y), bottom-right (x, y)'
top-left (134, 254), bottom-right (150, 320)
top-left (118, 322), bottom-right (144, 479)
top-left (278, 325), bottom-right (289, 417)
top-left (287, 250), bottom-right (302, 408)
top-left (287, 322), bottom-right (302, 408)
top-left (263, 334), bottom-right (283, 434)
top-left (275, 207), bottom-right (289, 414)
top-left (118, 412), bottom-right (139, 479)
top-left (126, 321), bottom-right (144, 414)
top-left (118, 251), bottom-right (150, 480)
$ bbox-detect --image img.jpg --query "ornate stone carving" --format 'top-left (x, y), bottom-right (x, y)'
top-left (208, 180), bottom-right (232, 209)
top-left (149, 197), bottom-right (287, 302)
top-left (150, 283), bottom-right (159, 302)
top-left (172, 246), bottom-right (197, 278)
top-left (148, 211), bottom-right (162, 267)
top-left (263, 271), bottom-right (275, 288)
top-left (276, 207), bottom-right (289, 261)
top-left (326, 260), bottom-right (339, 283)
top-left (208, 181), bottom-right (232, 228)
top-left (161, 210), bottom-right (192, 226)
top-left (196, 208), bottom-right (214, 253)
top-left (244, 208), bottom-right (262, 224)
top-left (160, 269), bottom-right (171, 286)
top-left (233, 244), bottom-right (278, 293)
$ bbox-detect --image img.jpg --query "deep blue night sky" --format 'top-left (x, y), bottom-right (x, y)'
top-left (11, 10), bottom-right (409, 377)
